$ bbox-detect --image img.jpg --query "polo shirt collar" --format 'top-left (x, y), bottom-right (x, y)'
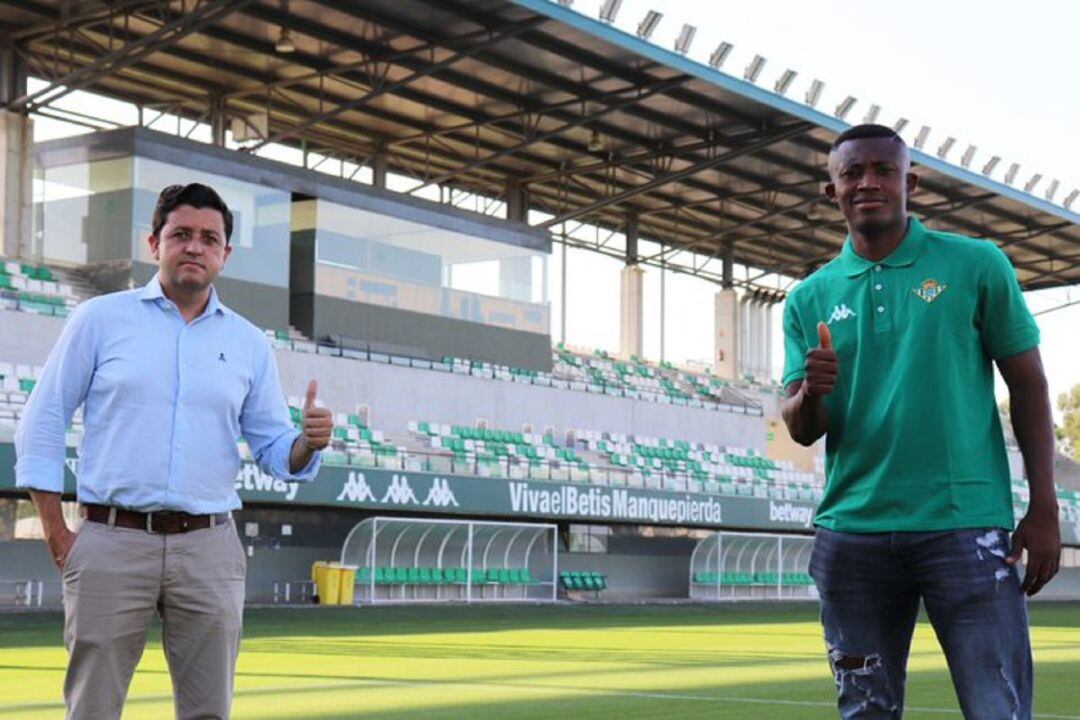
top-left (139, 274), bottom-right (229, 317)
top-left (838, 217), bottom-right (928, 277)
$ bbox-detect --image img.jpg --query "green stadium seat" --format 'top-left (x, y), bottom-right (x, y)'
top-left (393, 567), bottom-right (409, 584)
top-left (407, 567), bottom-right (422, 584)
top-left (419, 567), bottom-right (433, 584)
top-left (519, 568), bottom-right (533, 584)
top-left (431, 568), bottom-right (444, 584)
top-left (376, 567), bottom-right (391, 585)
top-left (592, 573), bottom-right (606, 591)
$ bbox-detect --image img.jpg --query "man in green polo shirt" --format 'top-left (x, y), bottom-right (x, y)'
top-left (781, 124), bottom-right (1060, 720)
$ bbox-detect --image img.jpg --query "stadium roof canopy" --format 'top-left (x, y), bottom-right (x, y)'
top-left (2, 0), bottom-right (1078, 292)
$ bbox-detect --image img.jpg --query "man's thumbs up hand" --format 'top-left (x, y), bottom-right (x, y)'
top-left (300, 379), bottom-right (333, 451)
top-left (817, 321), bottom-right (833, 350)
top-left (803, 321), bottom-right (839, 397)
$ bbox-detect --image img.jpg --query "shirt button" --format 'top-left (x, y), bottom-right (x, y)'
top-left (875, 284), bottom-right (883, 291)
top-left (877, 306), bottom-right (885, 313)
top-left (874, 265), bottom-right (882, 272)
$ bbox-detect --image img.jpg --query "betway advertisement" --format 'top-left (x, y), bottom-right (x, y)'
top-left (3, 443), bottom-right (1074, 542)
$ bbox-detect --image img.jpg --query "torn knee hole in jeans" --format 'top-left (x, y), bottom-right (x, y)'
top-left (829, 646), bottom-right (882, 674)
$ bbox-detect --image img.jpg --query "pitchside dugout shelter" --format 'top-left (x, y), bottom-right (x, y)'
top-left (0, 0), bottom-right (1078, 606)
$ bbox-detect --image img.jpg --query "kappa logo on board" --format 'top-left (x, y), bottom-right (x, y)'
top-left (422, 478), bottom-right (459, 507)
top-left (827, 303), bottom-right (857, 325)
top-left (336, 471), bottom-right (377, 503)
top-left (381, 475), bottom-right (420, 504)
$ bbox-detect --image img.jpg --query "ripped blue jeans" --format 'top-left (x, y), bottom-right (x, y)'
top-left (810, 527), bottom-right (1031, 719)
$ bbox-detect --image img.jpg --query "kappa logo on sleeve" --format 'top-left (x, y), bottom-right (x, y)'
top-left (826, 303), bottom-right (857, 325)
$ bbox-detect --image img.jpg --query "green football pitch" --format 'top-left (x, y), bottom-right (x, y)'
top-left (2, 602), bottom-right (1079, 719)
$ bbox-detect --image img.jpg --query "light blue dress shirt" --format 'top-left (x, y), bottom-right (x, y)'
top-left (14, 275), bottom-right (320, 513)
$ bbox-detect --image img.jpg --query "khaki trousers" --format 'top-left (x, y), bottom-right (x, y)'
top-left (61, 516), bottom-right (247, 720)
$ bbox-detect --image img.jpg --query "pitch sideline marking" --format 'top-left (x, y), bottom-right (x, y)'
top-left (2, 677), bottom-right (1077, 719)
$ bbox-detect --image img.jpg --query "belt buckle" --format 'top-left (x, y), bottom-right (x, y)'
top-left (146, 511), bottom-right (160, 534)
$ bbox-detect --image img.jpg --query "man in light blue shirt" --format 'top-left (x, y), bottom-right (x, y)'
top-left (15, 183), bottom-right (333, 720)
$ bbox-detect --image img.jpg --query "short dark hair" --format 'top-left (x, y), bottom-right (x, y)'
top-left (831, 124), bottom-right (905, 152)
top-left (151, 183), bottom-right (233, 243)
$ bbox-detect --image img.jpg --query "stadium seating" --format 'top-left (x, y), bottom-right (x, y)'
top-left (9, 351), bottom-right (1080, 524)
top-left (3, 273), bottom-right (1077, 524)
top-left (692, 571), bottom-right (814, 586)
top-left (0, 260), bottom-right (79, 318)
top-left (359, 566), bottom-right (536, 587)
top-left (559, 571), bottom-right (607, 593)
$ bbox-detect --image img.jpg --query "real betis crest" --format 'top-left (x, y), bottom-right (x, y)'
top-left (913, 278), bottom-right (948, 303)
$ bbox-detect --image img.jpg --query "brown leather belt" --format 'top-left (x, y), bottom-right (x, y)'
top-left (82, 504), bottom-right (230, 534)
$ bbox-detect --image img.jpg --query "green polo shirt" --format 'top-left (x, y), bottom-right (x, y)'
top-left (782, 218), bottom-right (1039, 532)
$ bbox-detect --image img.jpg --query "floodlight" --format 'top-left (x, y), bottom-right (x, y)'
top-left (960, 145), bottom-right (976, 168)
top-left (1045, 178), bottom-right (1060, 201)
top-left (744, 55), bottom-right (766, 82)
top-left (637, 10), bottom-right (662, 39)
top-left (1004, 163), bottom-right (1020, 184)
top-left (773, 69), bottom-right (797, 95)
top-left (913, 125), bottom-right (930, 150)
top-left (1024, 173), bottom-right (1042, 193)
top-left (587, 128), bottom-right (604, 152)
top-left (804, 79), bottom-right (824, 107)
top-left (274, 27), bottom-right (295, 54)
top-left (981, 156), bottom-right (1000, 176)
top-left (709, 42), bottom-right (733, 69)
top-left (674, 24), bottom-right (696, 54)
top-left (1064, 189), bottom-right (1078, 209)
top-left (892, 117), bottom-right (908, 133)
top-left (599, 0), bottom-right (622, 23)
top-left (936, 137), bottom-right (955, 159)
top-left (834, 96), bottom-right (856, 119)
top-left (863, 104), bottom-right (880, 123)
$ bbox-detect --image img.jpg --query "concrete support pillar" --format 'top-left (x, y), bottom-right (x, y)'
top-left (764, 298), bottom-right (775, 383)
top-left (747, 294), bottom-right (760, 380)
top-left (714, 287), bottom-right (739, 380)
top-left (756, 294), bottom-right (768, 380)
top-left (738, 293), bottom-right (752, 380)
top-left (619, 264), bottom-right (644, 360)
top-left (372, 151), bottom-right (388, 188)
top-left (1, 44), bottom-right (31, 260)
top-left (0, 110), bottom-right (33, 260)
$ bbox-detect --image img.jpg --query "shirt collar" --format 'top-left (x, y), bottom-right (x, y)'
top-left (139, 273), bottom-right (229, 317)
top-left (838, 217), bottom-right (928, 277)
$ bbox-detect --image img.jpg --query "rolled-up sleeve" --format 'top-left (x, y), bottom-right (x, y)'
top-left (15, 304), bottom-right (97, 492)
top-left (239, 340), bottom-right (320, 481)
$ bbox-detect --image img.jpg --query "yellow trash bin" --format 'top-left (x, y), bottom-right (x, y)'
top-left (311, 561), bottom-right (342, 605)
top-left (338, 565), bottom-right (358, 606)
top-left (311, 561), bottom-right (327, 603)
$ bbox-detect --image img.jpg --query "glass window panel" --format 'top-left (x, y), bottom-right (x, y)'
top-left (307, 199), bottom-right (549, 334)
